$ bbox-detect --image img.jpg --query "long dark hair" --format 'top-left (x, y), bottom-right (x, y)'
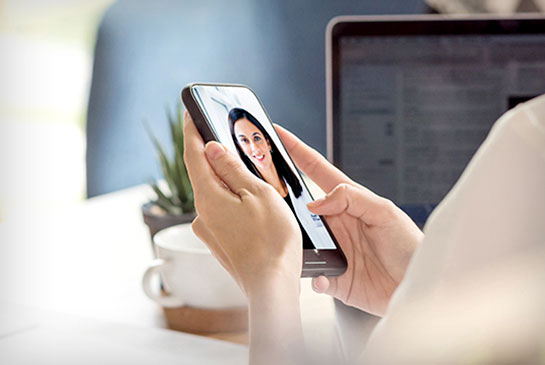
top-left (228, 108), bottom-right (302, 198)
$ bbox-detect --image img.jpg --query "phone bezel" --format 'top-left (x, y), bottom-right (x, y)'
top-left (181, 82), bottom-right (347, 277)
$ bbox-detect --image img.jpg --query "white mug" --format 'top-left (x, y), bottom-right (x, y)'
top-left (142, 224), bottom-right (246, 309)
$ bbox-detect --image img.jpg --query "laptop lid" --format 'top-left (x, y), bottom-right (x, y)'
top-left (326, 14), bottom-right (545, 226)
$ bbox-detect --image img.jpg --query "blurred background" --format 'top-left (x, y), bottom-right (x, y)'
top-left (0, 0), bottom-right (114, 221)
top-left (0, 0), bottom-right (433, 224)
top-left (1, 0), bottom-right (543, 221)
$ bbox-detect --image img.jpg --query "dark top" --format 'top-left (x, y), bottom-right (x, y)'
top-left (283, 193), bottom-right (314, 250)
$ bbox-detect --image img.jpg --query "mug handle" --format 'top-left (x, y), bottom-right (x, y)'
top-left (142, 258), bottom-right (185, 308)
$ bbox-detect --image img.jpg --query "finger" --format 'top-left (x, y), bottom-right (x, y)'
top-left (183, 110), bottom-right (233, 199)
top-left (274, 124), bottom-right (353, 193)
top-left (191, 216), bottom-right (232, 272)
top-left (204, 141), bottom-right (265, 197)
top-left (307, 183), bottom-right (386, 225)
top-left (311, 276), bottom-right (329, 293)
top-left (311, 276), bottom-right (338, 297)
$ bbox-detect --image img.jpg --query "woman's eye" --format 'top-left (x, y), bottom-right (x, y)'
top-left (239, 138), bottom-right (248, 144)
top-left (254, 136), bottom-right (262, 142)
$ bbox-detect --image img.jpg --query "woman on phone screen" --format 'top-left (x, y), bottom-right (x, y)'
top-left (228, 107), bottom-right (317, 249)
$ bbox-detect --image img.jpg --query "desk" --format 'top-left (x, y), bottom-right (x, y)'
top-left (0, 185), bottom-right (338, 360)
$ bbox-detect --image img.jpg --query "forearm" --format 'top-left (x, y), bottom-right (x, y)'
top-left (247, 276), bottom-right (306, 365)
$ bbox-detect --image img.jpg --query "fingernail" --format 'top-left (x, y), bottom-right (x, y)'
top-left (308, 196), bottom-right (325, 207)
top-left (205, 142), bottom-right (225, 161)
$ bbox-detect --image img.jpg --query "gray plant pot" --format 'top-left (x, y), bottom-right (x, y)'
top-left (141, 201), bottom-right (196, 248)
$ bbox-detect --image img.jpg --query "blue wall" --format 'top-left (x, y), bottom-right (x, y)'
top-left (86, 0), bottom-right (426, 196)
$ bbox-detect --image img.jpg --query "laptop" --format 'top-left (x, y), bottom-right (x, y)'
top-left (326, 14), bottom-right (545, 227)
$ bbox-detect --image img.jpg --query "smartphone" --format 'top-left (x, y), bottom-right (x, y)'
top-left (182, 83), bottom-right (347, 277)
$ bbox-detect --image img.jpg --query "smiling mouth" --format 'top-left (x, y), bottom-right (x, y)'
top-left (253, 154), bottom-right (265, 162)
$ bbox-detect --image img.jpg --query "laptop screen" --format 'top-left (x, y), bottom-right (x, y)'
top-left (328, 16), bottom-right (545, 226)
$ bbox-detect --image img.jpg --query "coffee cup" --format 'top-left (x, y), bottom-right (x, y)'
top-left (142, 224), bottom-right (246, 309)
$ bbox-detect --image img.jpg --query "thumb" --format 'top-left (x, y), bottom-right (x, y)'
top-left (204, 141), bottom-right (261, 195)
top-left (307, 183), bottom-right (384, 222)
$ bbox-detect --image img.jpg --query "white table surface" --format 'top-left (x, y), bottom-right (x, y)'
top-left (0, 184), bottom-right (338, 362)
top-left (0, 306), bottom-right (248, 364)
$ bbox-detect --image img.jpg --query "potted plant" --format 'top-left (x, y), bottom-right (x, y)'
top-left (142, 105), bottom-right (196, 241)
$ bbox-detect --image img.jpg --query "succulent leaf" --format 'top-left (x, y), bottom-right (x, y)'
top-left (145, 104), bottom-right (195, 215)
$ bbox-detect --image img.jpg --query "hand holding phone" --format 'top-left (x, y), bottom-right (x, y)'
top-left (184, 114), bottom-right (303, 296)
top-left (272, 125), bottom-right (425, 316)
top-left (182, 83), bottom-right (347, 277)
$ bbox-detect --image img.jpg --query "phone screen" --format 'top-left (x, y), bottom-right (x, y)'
top-left (192, 84), bottom-right (337, 250)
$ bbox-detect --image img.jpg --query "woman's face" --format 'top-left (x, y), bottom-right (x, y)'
top-left (234, 118), bottom-right (273, 173)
